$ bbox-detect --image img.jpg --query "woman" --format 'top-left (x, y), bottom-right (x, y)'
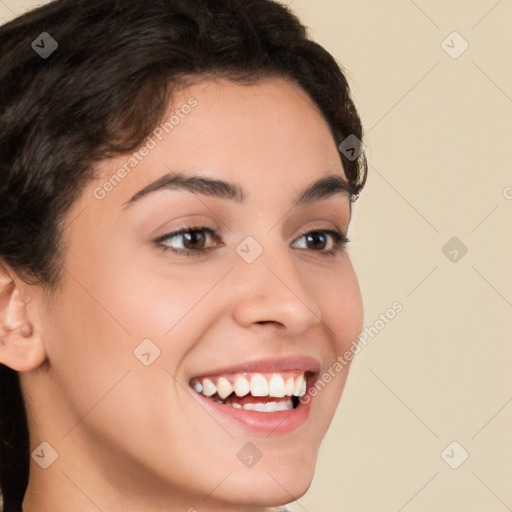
top-left (0, 0), bottom-right (367, 510)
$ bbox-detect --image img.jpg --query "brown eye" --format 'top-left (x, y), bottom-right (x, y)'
top-left (180, 230), bottom-right (207, 250)
top-left (155, 226), bottom-right (348, 257)
top-left (304, 232), bottom-right (329, 251)
top-left (291, 229), bottom-right (349, 255)
top-left (156, 226), bottom-right (220, 255)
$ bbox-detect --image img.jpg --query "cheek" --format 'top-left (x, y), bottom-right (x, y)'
top-left (43, 255), bottom-right (230, 437)
top-left (297, 257), bottom-right (362, 419)
top-left (40, 265), bottom-right (228, 473)
top-left (105, 259), bottom-right (233, 343)
top-left (63, 226), bottom-right (225, 342)
top-left (42, 278), bottom-right (133, 391)
top-left (309, 257), bottom-right (364, 353)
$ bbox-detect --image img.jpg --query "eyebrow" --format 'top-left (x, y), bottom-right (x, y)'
top-left (122, 170), bottom-right (355, 210)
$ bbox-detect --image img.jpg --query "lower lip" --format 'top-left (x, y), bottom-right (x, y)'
top-left (197, 393), bottom-right (311, 436)
top-left (193, 387), bottom-right (314, 435)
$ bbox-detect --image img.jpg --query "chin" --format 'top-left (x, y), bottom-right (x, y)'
top-left (217, 449), bottom-right (318, 507)
top-left (227, 477), bottom-right (314, 509)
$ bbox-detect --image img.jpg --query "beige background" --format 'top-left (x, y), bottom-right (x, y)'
top-left (1, 1), bottom-right (511, 511)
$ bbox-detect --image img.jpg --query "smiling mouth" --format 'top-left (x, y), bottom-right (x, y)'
top-left (189, 371), bottom-right (309, 412)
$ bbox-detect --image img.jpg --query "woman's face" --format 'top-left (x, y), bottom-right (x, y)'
top-left (24, 77), bottom-right (363, 510)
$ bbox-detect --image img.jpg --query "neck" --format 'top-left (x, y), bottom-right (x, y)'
top-left (22, 464), bottom-right (287, 512)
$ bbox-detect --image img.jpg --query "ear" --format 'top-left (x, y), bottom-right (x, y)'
top-left (0, 260), bottom-right (47, 372)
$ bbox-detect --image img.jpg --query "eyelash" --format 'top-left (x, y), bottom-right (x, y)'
top-left (154, 225), bottom-right (350, 257)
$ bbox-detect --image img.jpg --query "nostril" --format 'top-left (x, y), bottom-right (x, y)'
top-left (255, 320), bottom-right (286, 328)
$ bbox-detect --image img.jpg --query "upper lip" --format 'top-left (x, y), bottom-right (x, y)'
top-left (191, 356), bottom-right (320, 379)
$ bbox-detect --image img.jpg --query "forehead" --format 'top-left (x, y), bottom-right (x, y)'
top-left (88, 76), bottom-right (349, 213)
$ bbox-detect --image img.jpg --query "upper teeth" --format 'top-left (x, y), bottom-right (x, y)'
top-left (191, 372), bottom-right (307, 399)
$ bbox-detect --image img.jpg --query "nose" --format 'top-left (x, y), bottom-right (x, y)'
top-left (230, 241), bottom-right (323, 336)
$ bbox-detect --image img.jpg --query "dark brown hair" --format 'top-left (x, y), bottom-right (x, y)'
top-left (0, 0), bottom-right (367, 509)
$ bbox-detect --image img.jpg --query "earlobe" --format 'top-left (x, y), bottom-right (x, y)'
top-left (0, 263), bottom-right (47, 372)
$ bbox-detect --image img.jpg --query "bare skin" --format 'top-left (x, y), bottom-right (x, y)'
top-left (0, 76), bottom-right (363, 512)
